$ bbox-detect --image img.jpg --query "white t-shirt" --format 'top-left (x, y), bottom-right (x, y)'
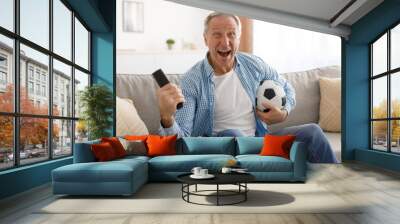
top-left (212, 70), bottom-right (256, 136)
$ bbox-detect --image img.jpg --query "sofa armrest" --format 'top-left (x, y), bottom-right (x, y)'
top-left (289, 141), bottom-right (307, 181)
top-left (73, 140), bottom-right (100, 163)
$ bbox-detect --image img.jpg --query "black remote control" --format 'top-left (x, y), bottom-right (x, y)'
top-left (152, 69), bottom-right (183, 109)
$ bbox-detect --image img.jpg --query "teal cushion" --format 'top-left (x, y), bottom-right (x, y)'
top-left (236, 155), bottom-right (293, 172)
top-left (149, 154), bottom-right (235, 172)
top-left (52, 159), bottom-right (147, 183)
top-left (179, 137), bottom-right (235, 155)
top-left (236, 137), bottom-right (263, 155)
top-left (117, 155), bottom-right (150, 162)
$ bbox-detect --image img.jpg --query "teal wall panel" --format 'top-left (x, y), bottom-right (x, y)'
top-left (0, 158), bottom-right (72, 199)
top-left (342, 44), bottom-right (370, 160)
top-left (355, 149), bottom-right (400, 172)
top-left (344, 0), bottom-right (400, 171)
top-left (92, 32), bottom-right (115, 136)
top-left (0, 0), bottom-right (116, 200)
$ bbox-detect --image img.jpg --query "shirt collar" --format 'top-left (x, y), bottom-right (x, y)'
top-left (203, 52), bottom-right (242, 79)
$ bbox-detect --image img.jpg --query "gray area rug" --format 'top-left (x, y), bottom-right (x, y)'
top-left (38, 183), bottom-right (362, 214)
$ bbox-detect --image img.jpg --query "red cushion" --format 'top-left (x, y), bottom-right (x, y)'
top-left (91, 142), bottom-right (117, 161)
top-left (146, 135), bottom-right (177, 157)
top-left (101, 137), bottom-right (126, 158)
top-left (259, 134), bottom-right (296, 159)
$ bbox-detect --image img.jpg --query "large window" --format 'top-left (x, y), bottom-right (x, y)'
top-left (371, 23), bottom-right (400, 154)
top-left (0, 0), bottom-right (91, 171)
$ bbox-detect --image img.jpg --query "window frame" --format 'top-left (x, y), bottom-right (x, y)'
top-left (0, 0), bottom-right (92, 171)
top-left (370, 20), bottom-right (400, 154)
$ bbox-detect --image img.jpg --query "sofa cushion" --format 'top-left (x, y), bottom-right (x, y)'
top-left (116, 74), bottom-right (181, 134)
top-left (52, 159), bottom-right (147, 183)
top-left (236, 137), bottom-right (263, 155)
top-left (236, 155), bottom-right (293, 172)
top-left (268, 66), bottom-right (340, 132)
top-left (119, 138), bottom-right (148, 156)
top-left (319, 77), bottom-right (341, 132)
top-left (259, 135), bottom-right (296, 159)
top-left (148, 154), bottom-right (235, 172)
top-left (90, 142), bottom-right (118, 161)
top-left (116, 96), bottom-right (149, 136)
top-left (146, 135), bottom-right (177, 157)
top-left (101, 137), bottom-right (127, 158)
top-left (179, 137), bottom-right (235, 155)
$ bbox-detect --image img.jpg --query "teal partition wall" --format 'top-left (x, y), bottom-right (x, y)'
top-left (343, 0), bottom-right (400, 171)
top-left (92, 32), bottom-right (116, 136)
top-left (0, 0), bottom-right (116, 200)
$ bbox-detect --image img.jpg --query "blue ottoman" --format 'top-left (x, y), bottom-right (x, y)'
top-left (52, 156), bottom-right (148, 196)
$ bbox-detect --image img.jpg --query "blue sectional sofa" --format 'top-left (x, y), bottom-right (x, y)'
top-left (52, 137), bottom-right (307, 196)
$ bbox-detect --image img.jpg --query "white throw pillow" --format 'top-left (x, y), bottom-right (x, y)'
top-left (318, 77), bottom-right (341, 132)
top-left (116, 96), bottom-right (149, 136)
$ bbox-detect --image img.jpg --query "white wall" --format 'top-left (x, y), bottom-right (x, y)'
top-left (253, 20), bottom-right (341, 74)
top-left (117, 0), bottom-right (341, 75)
top-left (117, 0), bottom-right (211, 51)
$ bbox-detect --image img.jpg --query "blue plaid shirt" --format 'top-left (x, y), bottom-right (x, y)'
top-left (159, 52), bottom-right (295, 137)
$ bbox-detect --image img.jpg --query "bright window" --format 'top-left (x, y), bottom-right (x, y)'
top-left (370, 23), bottom-right (400, 154)
top-left (0, 0), bottom-right (91, 170)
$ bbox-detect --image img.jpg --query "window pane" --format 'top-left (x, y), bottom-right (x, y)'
top-left (0, 0), bottom-right (14, 31)
top-left (20, 44), bottom-right (49, 115)
top-left (372, 121), bottom-right (387, 151)
top-left (372, 34), bottom-right (387, 76)
top-left (391, 72), bottom-right (400, 118)
top-left (20, 0), bottom-right (49, 49)
top-left (0, 116), bottom-right (13, 170)
top-left (75, 18), bottom-right (89, 70)
top-left (53, 119), bottom-right (72, 158)
top-left (392, 24), bottom-right (400, 70)
top-left (372, 77), bottom-right (387, 119)
top-left (20, 117), bottom-right (49, 165)
top-left (74, 69), bottom-right (89, 118)
top-left (0, 34), bottom-right (14, 112)
top-left (391, 120), bottom-right (400, 153)
top-left (75, 120), bottom-right (88, 143)
top-left (53, 0), bottom-right (72, 60)
top-left (53, 59), bottom-right (72, 117)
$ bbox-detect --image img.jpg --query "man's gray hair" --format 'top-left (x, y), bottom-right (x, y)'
top-left (204, 12), bottom-right (241, 37)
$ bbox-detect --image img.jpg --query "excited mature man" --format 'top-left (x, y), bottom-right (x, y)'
top-left (156, 12), bottom-right (337, 163)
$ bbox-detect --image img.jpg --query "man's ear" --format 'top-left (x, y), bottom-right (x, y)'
top-left (203, 34), bottom-right (208, 47)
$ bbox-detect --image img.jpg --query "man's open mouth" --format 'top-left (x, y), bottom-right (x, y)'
top-left (217, 50), bottom-right (231, 57)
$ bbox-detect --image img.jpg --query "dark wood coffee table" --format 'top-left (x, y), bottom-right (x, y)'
top-left (177, 172), bottom-right (255, 206)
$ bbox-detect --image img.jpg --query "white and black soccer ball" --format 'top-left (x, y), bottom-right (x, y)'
top-left (256, 80), bottom-right (286, 112)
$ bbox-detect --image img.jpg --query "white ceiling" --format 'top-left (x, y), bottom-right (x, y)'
top-left (166, 0), bottom-right (384, 38)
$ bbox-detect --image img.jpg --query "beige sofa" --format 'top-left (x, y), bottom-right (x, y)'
top-left (116, 65), bottom-right (342, 162)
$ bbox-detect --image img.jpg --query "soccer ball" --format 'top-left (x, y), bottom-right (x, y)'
top-left (256, 80), bottom-right (286, 112)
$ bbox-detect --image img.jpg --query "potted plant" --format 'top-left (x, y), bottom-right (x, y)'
top-left (166, 38), bottom-right (175, 50)
top-left (79, 84), bottom-right (114, 140)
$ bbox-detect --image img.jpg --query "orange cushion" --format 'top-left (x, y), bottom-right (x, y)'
top-left (124, 135), bottom-right (148, 141)
top-left (91, 142), bottom-right (117, 161)
top-left (259, 134), bottom-right (296, 159)
top-left (101, 137), bottom-right (127, 158)
top-left (146, 135), bottom-right (177, 157)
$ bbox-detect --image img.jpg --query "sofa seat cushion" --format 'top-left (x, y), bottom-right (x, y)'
top-left (178, 137), bottom-right (235, 155)
top-left (149, 154), bottom-right (235, 172)
top-left (53, 159), bottom-right (147, 183)
top-left (117, 155), bottom-right (150, 162)
top-left (236, 155), bottom-right (293, 172)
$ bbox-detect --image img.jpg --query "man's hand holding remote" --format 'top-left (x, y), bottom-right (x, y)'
top-left (156, 83), bottom-right (185, 128)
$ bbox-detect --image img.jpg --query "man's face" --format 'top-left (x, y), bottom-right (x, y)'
top-left (204, 16), bottom-right (240, 72)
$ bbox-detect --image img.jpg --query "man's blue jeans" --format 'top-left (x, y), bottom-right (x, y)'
top-left (215, 124), bottom-right (338, 163)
